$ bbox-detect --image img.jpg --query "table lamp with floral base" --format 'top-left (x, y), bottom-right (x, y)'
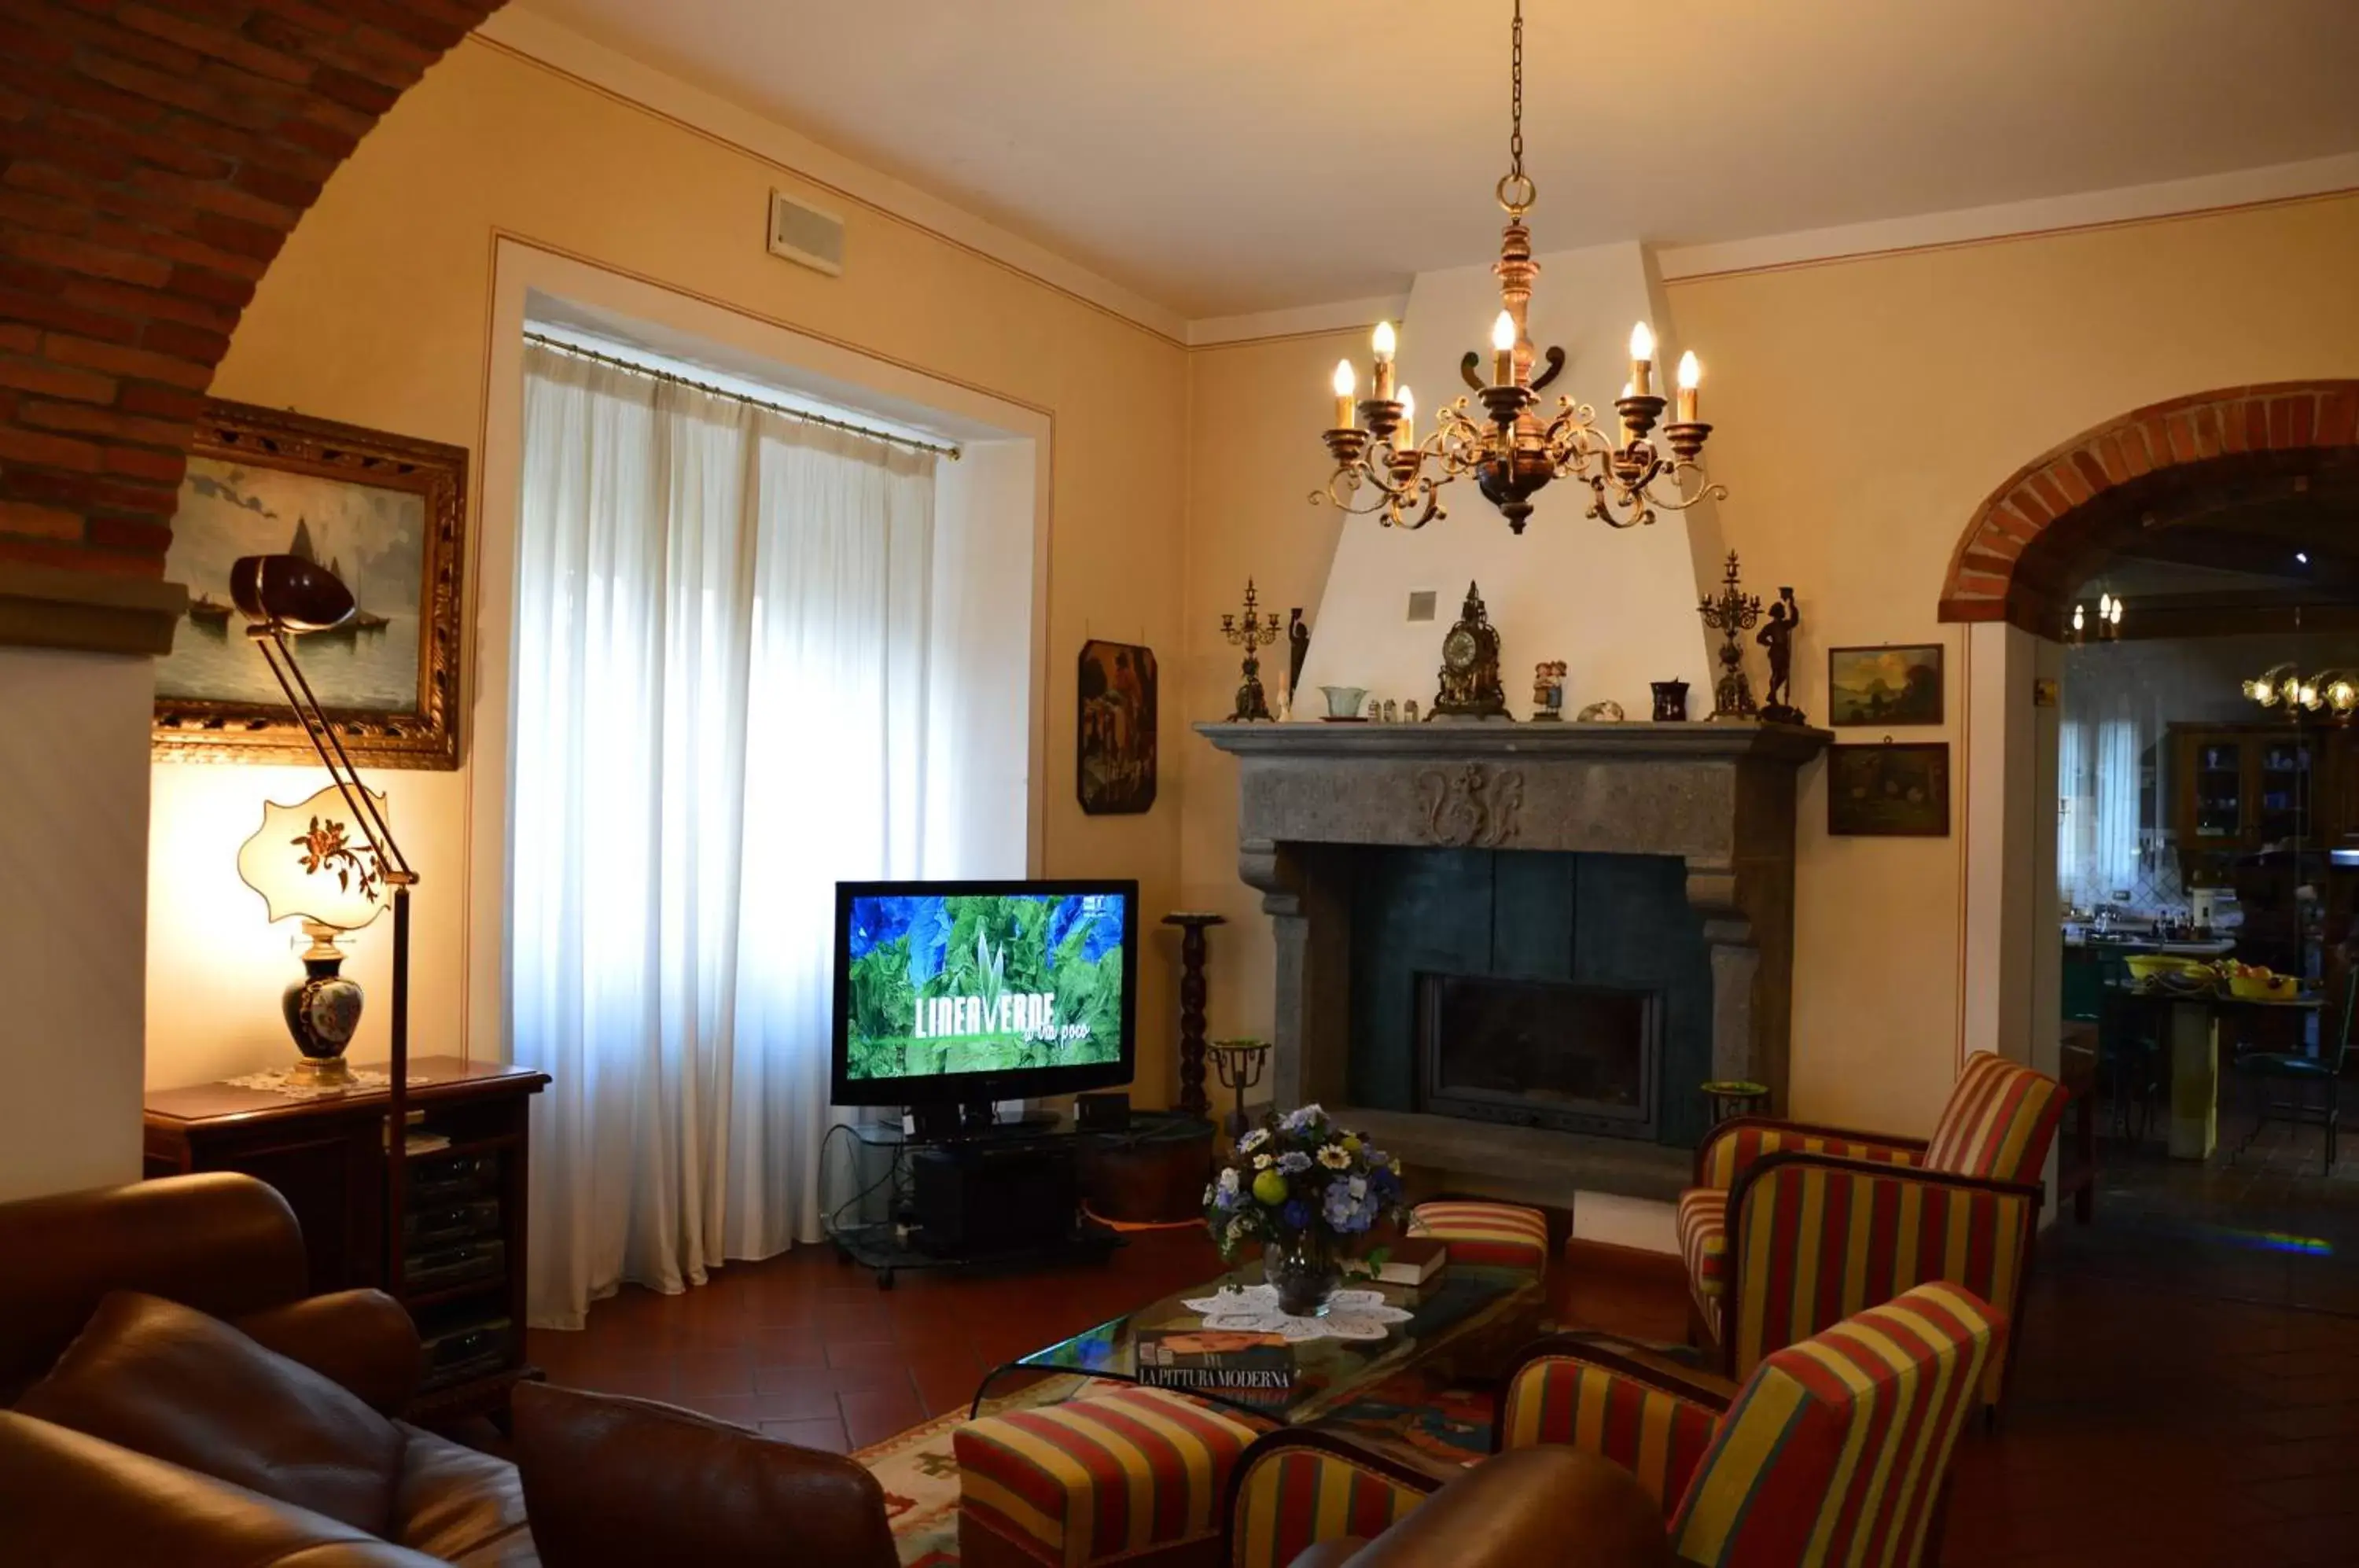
top-left (236, 784), bottom-right (390, 1086)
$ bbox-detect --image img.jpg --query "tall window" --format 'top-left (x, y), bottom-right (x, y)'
top-left (511, 342), bottom-right (943, 1327)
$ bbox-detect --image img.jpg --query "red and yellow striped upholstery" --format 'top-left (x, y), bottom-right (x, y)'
top-left (1725, 1160), bottom-right (2033, 1404)
top-left (955, 1385), bottom-right (1268, 1566)
top-left (1679, 1053), bottom-right (2063, 1406)
top-left (1408, 1200), bottom-right (1549, 1273)
top-left (1676, 1189), bottom-right (1731, 1320)
top-left (1668, 1283), bottom-right (2000, 1568)
top-left (1922, 1051), bottom-right (2070, 1181)
top-left (1226, 1441), bottom-right (1434, 1568)
top-left (1497, 1356), bottom-right (1721, 1511)
top-left (1694, 1122), bottom-right (1922, 1193)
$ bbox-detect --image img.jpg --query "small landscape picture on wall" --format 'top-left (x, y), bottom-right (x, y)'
top-left (1827, 742), bottom-right (1950, 837)
top-left (1827, 643), bottom-right (1943, 727)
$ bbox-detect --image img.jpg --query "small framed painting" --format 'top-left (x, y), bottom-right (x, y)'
top-left (1077, 639), bottom-right (1157, 815)
top-left (1827, 742), bottom-right (1950, 837)
top-left (1827, 643), bottom-right (1944, 727)
top-left (153, 399), bottom-right (468, 769)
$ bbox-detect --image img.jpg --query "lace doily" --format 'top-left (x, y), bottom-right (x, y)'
top-left (223, 1067), bottom-right (432, 1101)
top-left (1182, 1284), bottom-right (1411, 1343)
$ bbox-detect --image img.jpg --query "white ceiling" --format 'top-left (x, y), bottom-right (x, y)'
top-left (518, 0), bottom-right (2359, 320)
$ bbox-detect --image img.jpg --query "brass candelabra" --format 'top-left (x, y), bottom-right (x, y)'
top-left (1312, 1), bottom-right (1724, 537)
top-left (1698, 552), bottom-right (1762, 720)
top-left (1220, 580), bottom-right (1281, 722)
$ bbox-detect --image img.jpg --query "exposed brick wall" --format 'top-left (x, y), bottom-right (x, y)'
top-left (1939, 381), bottom-right (2359, 633)
top-left (0, 0), bottom-right (503, 581)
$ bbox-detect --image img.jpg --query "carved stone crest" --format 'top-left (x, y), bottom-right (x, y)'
top-left (1417, 764), bottom-right (1523, 848)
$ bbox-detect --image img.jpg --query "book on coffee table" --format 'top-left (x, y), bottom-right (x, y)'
top-left (1135, 1328), bottom-right (1295, 1408)
top-left (1372, 1237), bottom-right (1448, 1287)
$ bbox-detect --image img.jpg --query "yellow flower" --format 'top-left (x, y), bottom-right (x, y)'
top-left (1316, 1145), bottom-right (1351, 1170)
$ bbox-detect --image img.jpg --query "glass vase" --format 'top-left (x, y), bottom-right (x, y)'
top-left (1264, 1236), bottom-right (1342, 1318)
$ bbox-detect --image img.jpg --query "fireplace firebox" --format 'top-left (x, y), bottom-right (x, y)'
top-left (1416, 973), bottom-right (1660, 1139)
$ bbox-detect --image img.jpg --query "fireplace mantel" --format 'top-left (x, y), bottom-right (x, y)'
top-left (1197, 718), bottom-right (1831, 1200)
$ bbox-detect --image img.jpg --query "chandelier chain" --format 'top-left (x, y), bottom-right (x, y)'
top-left (1508, 0), bottom-right (1523, 181)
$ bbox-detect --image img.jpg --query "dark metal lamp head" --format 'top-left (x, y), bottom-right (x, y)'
top-left (230, 554), bottom-right (355, 633)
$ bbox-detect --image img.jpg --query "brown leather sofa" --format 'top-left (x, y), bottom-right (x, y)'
top-left (0, 1173), bottom-right (898, 1567)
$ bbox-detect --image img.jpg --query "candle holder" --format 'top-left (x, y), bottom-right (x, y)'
top-left (1206, 1038), bottom-right (1272, 1144)
top-left (1220, 580), bottom-right (1282, 722)
top-left (1162, 911), bottom-right (1226, 1119)
top-left (1698, 551), bottom-right (1762, 721)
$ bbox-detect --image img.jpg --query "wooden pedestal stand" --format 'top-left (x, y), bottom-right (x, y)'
top-left (1163, 912), bottom-right (1225, 1118)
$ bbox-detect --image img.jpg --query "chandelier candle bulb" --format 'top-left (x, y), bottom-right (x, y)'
top-left (1371, 320), bottom-right (1397, 401)
top-left (1492, 311), bottom-right (1516, 386)
top-left (1628, 322), bottom-right (1655, 397)
top-left (1397, 387), bottom-right (1415, 448)
top-left (1332, 359), bottom-right (1356, 430)
top-left (1676, 352), bottom-right (1702, 423)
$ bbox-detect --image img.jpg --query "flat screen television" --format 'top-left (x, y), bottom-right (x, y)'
top-left (831, 878), bottom-right (1139, 1110)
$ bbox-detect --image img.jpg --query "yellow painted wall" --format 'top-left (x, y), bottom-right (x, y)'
top-left (1174, 193), bottom-right (2359, 1136)
top-left (1678, 192), bottom-right (2359, 1132)
top-left (1178, 329), bottom-right (1355, 1051)
top-left (145, 39), bottom-right (1191, 1099)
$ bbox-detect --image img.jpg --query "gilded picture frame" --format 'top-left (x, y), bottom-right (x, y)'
top-left (152, 400), bottom-right (467, 770)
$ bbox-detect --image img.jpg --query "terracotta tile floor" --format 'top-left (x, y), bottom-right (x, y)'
top-left (524, 1125), bottom-right (2359, 1565)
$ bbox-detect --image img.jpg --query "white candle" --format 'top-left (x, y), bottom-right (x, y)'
top-left (1676, 351), bottom-right (1701, 422)
top-left (1331, 359), bottom-right (1355, 429)
top-left (1491, 311), bottom-right (1516, 387)
top-left (1628, 321), bottom-right (1655, 398)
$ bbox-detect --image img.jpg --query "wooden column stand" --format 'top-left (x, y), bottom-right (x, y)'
top-left (1162, 912), bottom-right (1225, 1118)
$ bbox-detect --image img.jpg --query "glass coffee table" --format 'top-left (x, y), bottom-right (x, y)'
top-left (969, 1258), bottom-right (1547, 1424)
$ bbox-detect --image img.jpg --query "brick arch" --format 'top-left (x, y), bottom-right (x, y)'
top-left (1938, 381), bottom-right (2359, 635)
top-left (0, 0), bottom-right (504, 644)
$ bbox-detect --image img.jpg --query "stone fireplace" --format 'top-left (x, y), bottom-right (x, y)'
top-left (1197, 720), bottom-right (1827, 1202)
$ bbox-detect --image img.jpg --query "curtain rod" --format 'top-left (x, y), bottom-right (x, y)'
top-left (523, 331), bottom-right (961, 461)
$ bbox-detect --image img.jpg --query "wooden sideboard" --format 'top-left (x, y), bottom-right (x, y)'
top-left (144, 1055), bottom-right (548, 1422)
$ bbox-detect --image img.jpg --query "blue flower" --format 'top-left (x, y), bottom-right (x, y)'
top-left (1277, 1151), bottom-right (1312, 1174)
top-left (1323, 1180), bottom-right (1376, 1235)
top-left (848, 897), bottom-right (914, 959)
top-left (1079, 903), bottom-right (1125, 963)
top-left (1279, 1104), bottom-right (1326, 1132)
top-left (906, 897), bottom-right (953, 984)
top-left (1046, 896), bottom-right (1083, 951)
top-left (1281, 1198), bottom-right (1313, 1233)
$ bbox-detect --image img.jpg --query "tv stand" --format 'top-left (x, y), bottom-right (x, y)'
top-left (819, 1116), bottom-right (1122, 1288)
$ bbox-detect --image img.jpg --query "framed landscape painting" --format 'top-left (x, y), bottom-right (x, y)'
top-left (1077, 639), bottom-right (1157, 814)
top-left (1827, 642), bottom-right (1944, 726)
top-left (153, 400), bottom-right (468, 769)
top-left (1827, 742), bottom-right (1950, 837)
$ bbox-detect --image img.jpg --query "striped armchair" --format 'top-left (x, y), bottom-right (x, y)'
top-left (1497, 1283), bottom-right (2001, 1567)
top-left (1675, 1051), bottom-right (2066, 1404)
top-left (1223, 1283), bottom-right (2000, 1568)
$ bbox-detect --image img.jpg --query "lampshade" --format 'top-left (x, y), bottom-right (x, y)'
top-left (237, 782), bottom-right (392, 933)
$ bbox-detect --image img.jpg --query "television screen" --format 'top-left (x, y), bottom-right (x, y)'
top-left (831, 879), bottom-right (1138, 1107)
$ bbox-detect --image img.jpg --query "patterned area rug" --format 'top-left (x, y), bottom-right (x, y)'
top-left (853, 1370), bottom-right (1496, 1566)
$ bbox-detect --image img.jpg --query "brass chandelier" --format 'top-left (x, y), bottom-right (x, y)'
top-left (1314, 0), bottom-right (1724, 535)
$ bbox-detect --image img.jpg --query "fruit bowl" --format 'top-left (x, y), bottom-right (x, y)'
top-left (2228, 972), bottom-right (2301, 1002)
top-left (2125, 953), bottom-right (2208, 983)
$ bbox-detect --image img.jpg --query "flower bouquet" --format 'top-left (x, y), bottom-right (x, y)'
top-left (1203, 1103), bottom-right (1406, 1316)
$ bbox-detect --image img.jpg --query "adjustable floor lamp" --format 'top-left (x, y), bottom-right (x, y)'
top-left (232, 553), bottom-right (418, 1293)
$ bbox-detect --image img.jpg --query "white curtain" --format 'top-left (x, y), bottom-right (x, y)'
top-left (2092, 716), bottom-right (2141, 903)
top-left (511, 344), bottom-right (937, 1328)
top-left (2057, 718), bottom-right (2089, 904)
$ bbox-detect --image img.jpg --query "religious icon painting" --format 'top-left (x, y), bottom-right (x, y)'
top-left (1078, 639), bottom-right (1157, 815)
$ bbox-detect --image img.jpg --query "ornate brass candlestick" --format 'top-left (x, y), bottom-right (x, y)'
top-left (1698, 551), bottom-right (1762, 720)
top-left (1207, 1038), bottom-right (1271, 1143)
top-left (1220, 580), bottom-right (1281, 722)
